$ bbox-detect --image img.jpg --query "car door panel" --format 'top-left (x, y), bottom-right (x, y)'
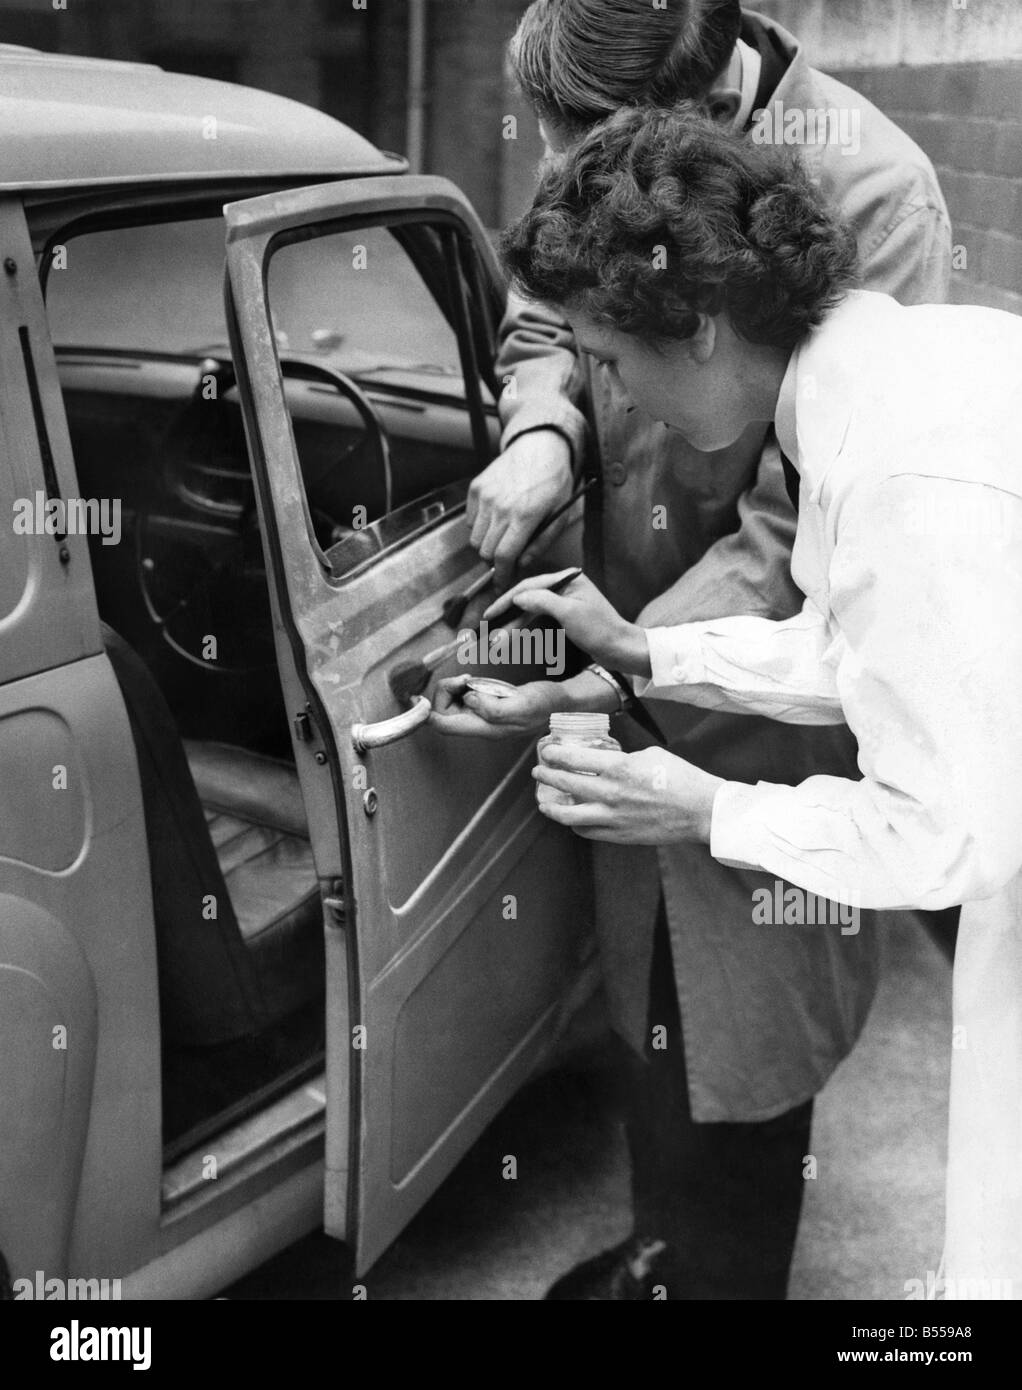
top-left (225, 176), bottom-right (591, 1273)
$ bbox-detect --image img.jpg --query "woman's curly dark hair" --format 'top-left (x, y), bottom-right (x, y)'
top-left (501, 104), bottom-right (859, 351)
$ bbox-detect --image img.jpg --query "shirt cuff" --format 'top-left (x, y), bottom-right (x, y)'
top-left (499, 397), bottom-right (588, 468)
top-left (708, 780), bottom-right (770, 872)
top-left (631, 625), bottom-right (705, 699)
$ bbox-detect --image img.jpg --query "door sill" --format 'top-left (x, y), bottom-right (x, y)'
top-left (161, 1072), bottom-right (326, 1232)
top-left (162, 1049), bottom-right (324, 1166)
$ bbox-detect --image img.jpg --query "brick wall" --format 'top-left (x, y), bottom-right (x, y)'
top-left (754, 1), bottom-right (1022, 316)
top-left (830, 61), bottom-right (1022, 315)
top-left (5, 0), bottom-right (1018, 293)
top-left (425, 0), bottom-right (530, 227)
top-left (754, 0), bottom-right (1022, 67)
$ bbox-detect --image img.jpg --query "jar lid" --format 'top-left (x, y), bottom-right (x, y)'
top-left (548, 712), bottom-right (611, 738)
top-left (465, 677), bottom-right (517, 699)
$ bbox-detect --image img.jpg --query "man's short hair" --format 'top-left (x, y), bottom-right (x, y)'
top-left (509, 0), bottom-right (743, 135)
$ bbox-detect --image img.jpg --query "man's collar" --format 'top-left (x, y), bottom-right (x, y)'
top-left (775, 297), bottom-right (863, 494)
top-left (774, 347), bottom-right (801, 471)
top-left (734, 38), bottom-right (763, 132)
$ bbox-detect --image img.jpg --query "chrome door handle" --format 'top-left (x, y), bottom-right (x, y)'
top-left (351, 695), bottom-right (432, 753)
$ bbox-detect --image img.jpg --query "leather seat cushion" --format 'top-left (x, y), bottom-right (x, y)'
top-left (185, 741), bottom-right (324, 1022)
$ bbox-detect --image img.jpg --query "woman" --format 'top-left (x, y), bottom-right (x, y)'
top-left (433, 105), bottom-right (1022, 1296)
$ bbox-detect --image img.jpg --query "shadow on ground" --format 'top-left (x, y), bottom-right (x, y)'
top-left (227, 915), bottom-right (950, 1301)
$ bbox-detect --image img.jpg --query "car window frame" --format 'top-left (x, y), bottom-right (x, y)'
top-left (255, 206), bottom-right (502, 583)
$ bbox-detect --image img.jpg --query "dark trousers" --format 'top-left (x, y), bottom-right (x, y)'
top-left (623, 902), bottom-right (814, 1299)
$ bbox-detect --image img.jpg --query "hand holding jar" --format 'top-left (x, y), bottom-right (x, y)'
top-left (534, 735), bottom-right (724, 846)
top-left (535, 713), bottom-right (622, 807)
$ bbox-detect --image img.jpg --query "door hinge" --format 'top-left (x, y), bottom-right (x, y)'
top-left (323, 895), bottom-right (346, 925)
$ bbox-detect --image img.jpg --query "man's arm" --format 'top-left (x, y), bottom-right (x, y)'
top-left (494, 289), bottom-right (590, 462)
top-left (467, 290), bottom-right (591, 586)
top-left (857, 195), bottom-right (952, 307)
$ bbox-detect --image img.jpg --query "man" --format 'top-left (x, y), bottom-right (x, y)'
top-left (469, 1), bottom-right (951, 1299)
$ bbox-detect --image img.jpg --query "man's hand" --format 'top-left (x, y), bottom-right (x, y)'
top-left (430, 675), bottom-right (563, 740)
top-left (467, 430), bottom-right (573, 589)
top-left (484, 570), bottom-right (651, 676)
top-left (533, 743), bottom-right (724, 845)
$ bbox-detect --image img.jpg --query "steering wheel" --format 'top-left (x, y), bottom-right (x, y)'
top-left (136, 355), bottom-right (394, 676)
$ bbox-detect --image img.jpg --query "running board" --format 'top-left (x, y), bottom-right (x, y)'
top-left (162, 1073), bottom-right (326, 1217)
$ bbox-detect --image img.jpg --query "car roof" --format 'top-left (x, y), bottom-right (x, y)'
top-left (0, 45), bottom-right (405, 193)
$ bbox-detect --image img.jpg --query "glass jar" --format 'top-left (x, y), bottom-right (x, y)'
top-left (536, 713), bottom-right (621, 808)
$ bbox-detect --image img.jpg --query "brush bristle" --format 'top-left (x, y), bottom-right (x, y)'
top-left (389, 661), bottom-right (431, 704)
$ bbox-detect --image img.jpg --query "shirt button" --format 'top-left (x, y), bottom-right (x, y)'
top-left (672, 665), bottom-right (686, 682)
top-left (607, 462), bottom-right (627, 486)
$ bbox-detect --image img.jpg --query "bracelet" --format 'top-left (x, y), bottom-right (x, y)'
top-left (585, 662), bottom-right (629, 712)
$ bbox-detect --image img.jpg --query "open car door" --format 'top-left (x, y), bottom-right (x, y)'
top-left (224, 176), bottom-right (594, 1274)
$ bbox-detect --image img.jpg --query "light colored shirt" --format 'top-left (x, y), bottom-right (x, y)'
top-left (733, 38), bottom-right (763, 133)
top-left (635, 290), bottom-right (1022, 913)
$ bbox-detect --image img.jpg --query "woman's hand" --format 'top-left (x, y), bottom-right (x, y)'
top-left (533, 742), bottom-right (724, 845)
top-left (483, 569), bottom-right (651, 677)
top-left (430, 675), bottom-right (562, 740)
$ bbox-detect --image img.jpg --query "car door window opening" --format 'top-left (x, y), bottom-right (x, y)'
top-left (263, 212), bottom-right (500, 558)
top-left (43, 211), bottom-right (499, 593)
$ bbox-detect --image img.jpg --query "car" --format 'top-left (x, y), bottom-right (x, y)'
top-left (0, 44), bottom-right (597, 1299)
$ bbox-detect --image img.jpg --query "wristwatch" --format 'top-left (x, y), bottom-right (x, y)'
top-left (585, 662), bottom-right (629, 712)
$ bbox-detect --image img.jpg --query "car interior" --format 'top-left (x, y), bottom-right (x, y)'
top-left (35, 204), bottom-right (501, 1158)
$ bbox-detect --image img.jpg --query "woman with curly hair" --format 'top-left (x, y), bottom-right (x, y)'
top-left (449, 105), bottom-right (1022, 1297)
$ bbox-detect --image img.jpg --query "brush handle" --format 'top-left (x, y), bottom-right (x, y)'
top-left (442, 478), bottom-right (595, 628)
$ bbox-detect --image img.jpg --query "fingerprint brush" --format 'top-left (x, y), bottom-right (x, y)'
top-left (439, 476), bottom-right (594, 630)
top-left (389, 566), bottom-right (582, 706)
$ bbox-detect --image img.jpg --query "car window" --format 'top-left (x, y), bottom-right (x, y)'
top-left (262, 220), bottom-right (497, 577)
top-left (45, 218), bottom-right (229, 356)
top-left (267, 225), bottom-right (464, 385)
top-left (45, 214), bottom-right (498, 578)
top-left (45, 217), bottom-right (467, 387)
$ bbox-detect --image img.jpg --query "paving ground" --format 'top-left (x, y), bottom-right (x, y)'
top-left (229, 914), bottom-right (951, 1301)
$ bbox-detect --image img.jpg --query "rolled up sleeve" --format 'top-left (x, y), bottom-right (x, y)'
top-left (707, 476), bottom-right (1022, 911)
top-left (495, 290), bottom-right (589, 466)
top-left (636, 598), bottom-right (845, 725)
